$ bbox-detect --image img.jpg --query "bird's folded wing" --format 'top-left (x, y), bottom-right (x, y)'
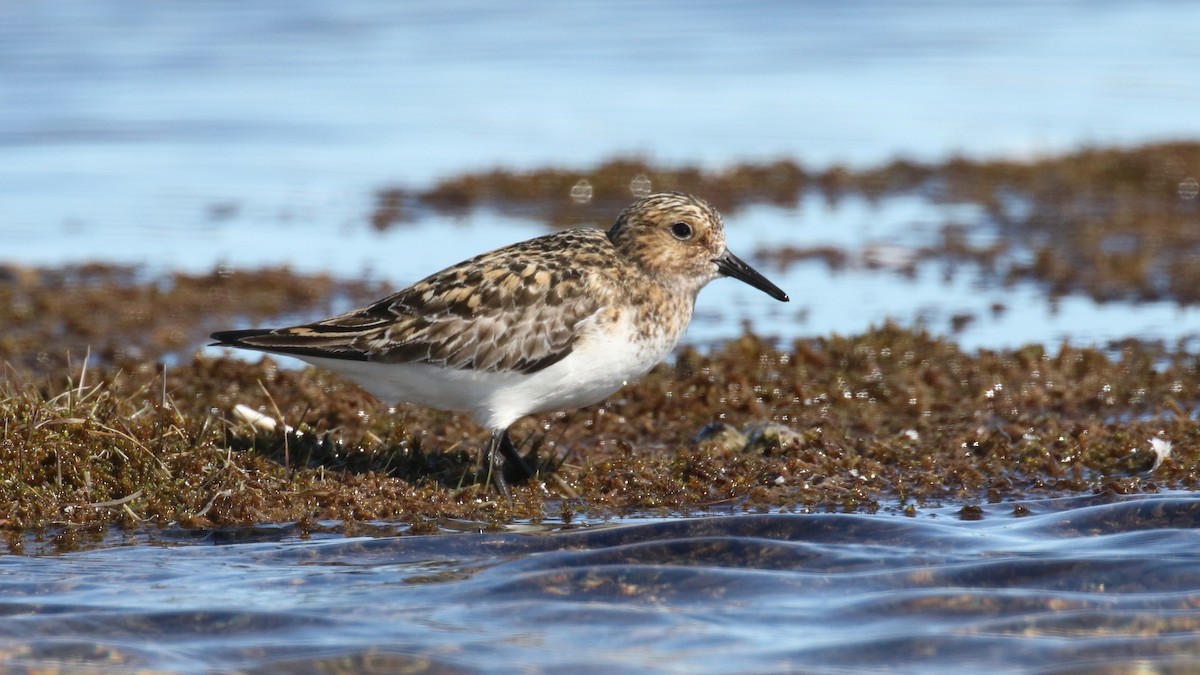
top-left (211, 239), bottom-right (608, 375)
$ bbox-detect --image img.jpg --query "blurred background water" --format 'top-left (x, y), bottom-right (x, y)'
top-left (3, 0), bottom-right (1200, 349)
top-left (4, 2), bottom-right (1200, 672)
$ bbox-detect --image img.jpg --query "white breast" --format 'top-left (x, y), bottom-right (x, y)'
top-left (293, 308), bottom-right (682, 431)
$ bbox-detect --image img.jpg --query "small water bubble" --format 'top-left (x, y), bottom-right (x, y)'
top-left (570, 180), bottom-right (593, 203)
top-left (630, 174), bottom-right (652, 198)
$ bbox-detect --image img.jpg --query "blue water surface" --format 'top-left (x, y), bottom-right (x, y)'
top-left (3, 496), bottom-right (1200, 672)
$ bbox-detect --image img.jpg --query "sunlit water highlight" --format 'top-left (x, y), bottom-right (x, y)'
top-left (4, 495), bottom-right (1200, 672)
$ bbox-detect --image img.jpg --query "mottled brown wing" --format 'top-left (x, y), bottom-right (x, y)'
top-left (210, 229), bottom-right (611, 375)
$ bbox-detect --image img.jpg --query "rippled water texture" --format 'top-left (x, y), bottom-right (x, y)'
top-left (1, 496), bottom-right (1198, 672)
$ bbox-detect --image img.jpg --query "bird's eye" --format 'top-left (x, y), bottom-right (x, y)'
top-left (671, 222), bottom-right (694, 240)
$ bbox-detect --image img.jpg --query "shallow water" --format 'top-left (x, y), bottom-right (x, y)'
top-left (2, 495), bottom-right (1199, 672)
top-left (11, 191), bottom-right (1200, 351)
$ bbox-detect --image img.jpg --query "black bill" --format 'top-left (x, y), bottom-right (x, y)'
top-left (713, 249), bottom-right (789, 302)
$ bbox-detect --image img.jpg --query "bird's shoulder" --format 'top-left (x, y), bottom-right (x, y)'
top-left (313, 228), bottom-right (622, 372)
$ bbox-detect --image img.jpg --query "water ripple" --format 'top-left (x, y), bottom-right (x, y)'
top-left (2, 495), bottom-right (1200, 671)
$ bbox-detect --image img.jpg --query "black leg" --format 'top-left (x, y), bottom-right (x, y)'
top-left (495, 428), bottom-right (535, 482)
top-left (482, 428), bottom-right (537, 497)
top-left (486, 431), bottom-right (512, 500)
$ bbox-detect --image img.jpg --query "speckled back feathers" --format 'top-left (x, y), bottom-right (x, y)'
top-left (212, 192), bottom-right (731, 375)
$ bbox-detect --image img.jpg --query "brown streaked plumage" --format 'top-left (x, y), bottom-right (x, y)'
top-left (211, 192), bottom-right (788, 496)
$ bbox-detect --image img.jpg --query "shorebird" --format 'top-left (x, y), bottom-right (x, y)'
top-left (211, 192), bottom-right (789, 495)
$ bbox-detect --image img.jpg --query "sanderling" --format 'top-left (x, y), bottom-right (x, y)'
top-left (211, 192), bottom-right (788, 495)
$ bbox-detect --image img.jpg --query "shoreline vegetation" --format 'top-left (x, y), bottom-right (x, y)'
top-left (376, 141), bottom-right (1200, 305)
top-left (3, 141), bottom-right (1199, 551)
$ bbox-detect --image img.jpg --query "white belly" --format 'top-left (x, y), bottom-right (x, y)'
top-left (294, 311), bottom-right (677, 431)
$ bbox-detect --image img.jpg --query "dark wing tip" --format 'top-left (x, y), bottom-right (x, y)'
top-left (209, 328), bottom-right (274, 347)
top-left (208, 327), bottom-right (371, 362)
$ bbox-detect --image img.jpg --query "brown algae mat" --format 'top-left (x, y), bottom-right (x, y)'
top-left (376, 141), bottom-right (1200, 305)
top-left (4, 141), bottom-right (1200, 550)
top-left (2, 280), bottom-right (1198, 550)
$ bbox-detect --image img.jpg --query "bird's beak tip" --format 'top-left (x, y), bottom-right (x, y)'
top-left (713, 250), bottom-right (789, 303)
